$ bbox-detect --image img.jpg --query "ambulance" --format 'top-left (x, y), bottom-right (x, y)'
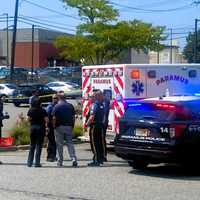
top-left (82, 64), bottom-right (200, 140)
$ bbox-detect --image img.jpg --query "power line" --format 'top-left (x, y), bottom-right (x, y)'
top-left (134, 0), bottom-right (187, 9)
top-left (19, 15), bottom-right (77, 28)
top-left (18, 18), bottom-right (74, 34)
top-left (23, 0), bottom-right (80, 21)
top-left (110, 1), bottom-right (193, 13)
top-left (19, 17), bottom-right (76, 33)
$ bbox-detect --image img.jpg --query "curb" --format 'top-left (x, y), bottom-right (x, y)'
top-left (0, 146), bottom-right (18, 152)
top-left (12, 139), bottom-right (87, 151)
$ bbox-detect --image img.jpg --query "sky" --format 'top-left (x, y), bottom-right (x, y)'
top-left (0, 0), bottom-right (200, 50)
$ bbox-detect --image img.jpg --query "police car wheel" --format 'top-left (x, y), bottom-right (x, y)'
top-left (128, 160), bottom-right (148, 170)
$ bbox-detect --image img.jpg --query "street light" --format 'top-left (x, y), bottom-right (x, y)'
top-left (2, 13), bottom-right (9, 67)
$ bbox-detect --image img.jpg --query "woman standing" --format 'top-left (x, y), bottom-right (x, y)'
top-left (27, 99), bottom-right (48, 167)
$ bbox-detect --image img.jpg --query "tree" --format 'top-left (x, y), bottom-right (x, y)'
top-left (55, 0), bottom-right (165, 65)
top-left (61, 0), bottom-right (119, 23)
top-left (183, 30), bottom-right (200, 63)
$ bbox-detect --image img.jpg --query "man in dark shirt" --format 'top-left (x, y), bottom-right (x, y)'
top-left (52, 92), bottom-right (78, 167)
top-left (46, 94), bottom-right (58, 162)
top-left (27, 99), bottom-right (48, 167)
top-left (86, 91), bottom-right (105, 166)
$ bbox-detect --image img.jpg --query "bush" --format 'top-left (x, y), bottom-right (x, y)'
top-left (11, 120), bottom-right (83, 145)
top-left (73, 125), bottom-right (83, 138)
top-left (11, 120), bottom-right (30, 146)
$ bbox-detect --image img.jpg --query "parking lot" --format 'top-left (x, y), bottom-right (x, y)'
top-left (0, 143), bottom-right (200, 200)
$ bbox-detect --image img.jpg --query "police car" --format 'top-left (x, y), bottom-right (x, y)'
top-left (114, 96), bottom-right (200, 169)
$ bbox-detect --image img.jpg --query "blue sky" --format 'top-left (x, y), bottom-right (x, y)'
top-left (0, 0), bottom-right (200, 50)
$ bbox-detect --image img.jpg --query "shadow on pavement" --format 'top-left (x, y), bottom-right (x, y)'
top-left (1, 161), bottom-right (128, 168)
top-left (129, 164), bottom-right (200, 181)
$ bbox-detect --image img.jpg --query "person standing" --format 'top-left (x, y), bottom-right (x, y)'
top-left (27, 99), bottom-right (48, 167)
top-left (102, 94), bottom-right (111, 162)
top-left (52, 92), bottom-right (78, 167)
top-left (29, 89), bottom-right (39, 107)
top-left (46, 94), bottom-right (58, 162)
top-left (86, 91), bottom-right (105, 166)
top-left (0, 96), bottom-right (4, 139)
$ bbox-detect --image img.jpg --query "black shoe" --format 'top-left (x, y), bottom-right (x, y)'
top-left (103, 157), bottom-right (108, 162)
top-left (87, 161), bottom-right (101, 167)
top-left (35, 164), bottom-right (42, 168)
top-left (47, 158), bottom-right (54, 162)
top-left (72, 160), bottom-right (78, 167)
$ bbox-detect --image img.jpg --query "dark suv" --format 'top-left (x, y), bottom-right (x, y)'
top-left (115, 96), bottom-right (200, 169)
top-left (12, 83), bottom-right (55, 107)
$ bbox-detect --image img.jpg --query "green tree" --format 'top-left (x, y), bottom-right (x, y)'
top-left (183, 30), bottom-right (200, 63)
top-left (61, 0), bottom-right (119, 23)
top-left (55, 0), bottom-right (165, 65)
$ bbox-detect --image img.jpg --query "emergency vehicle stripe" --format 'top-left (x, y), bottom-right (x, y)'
top-left (82, 76), bottom-right (89, 89)
top-left (113, 100), bottom-right (124, 117)
top-left (115, 76), bottom-right (124, 89)
top-left (114, 76), bottom-right (123, 96)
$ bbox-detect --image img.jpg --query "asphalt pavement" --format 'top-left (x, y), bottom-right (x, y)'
top-left (0, 143), bottom-right (200, 200)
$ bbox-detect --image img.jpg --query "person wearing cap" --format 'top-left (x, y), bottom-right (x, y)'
top-left (86, 90), bottom-right (105, 166)
top-left (52, 91), bottom-right (78, 167)
top-left (45, 94), bottom-right (58, 162)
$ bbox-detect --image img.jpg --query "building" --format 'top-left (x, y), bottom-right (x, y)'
top-left (0, 28), bottom-right (72, 68)
top-left (149, 45), bottom-right (187, 64)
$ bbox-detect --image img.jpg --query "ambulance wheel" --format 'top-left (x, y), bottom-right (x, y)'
top-left (128, 160), bottom-right (148, 169)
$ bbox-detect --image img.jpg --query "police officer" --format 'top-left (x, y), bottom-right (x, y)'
top-left (102, 93), bottom-right (111, 162)
top-left (46, 94), bottom-right (58, 162)
top-left (86, 90), bottom-right (105, 166)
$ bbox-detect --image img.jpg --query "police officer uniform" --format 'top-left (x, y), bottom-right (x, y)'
top-left (88, 100), bottom-right (105, 166)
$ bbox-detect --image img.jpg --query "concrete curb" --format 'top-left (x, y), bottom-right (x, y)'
top-left (0, 146), bottom-right (18, 152)
top-left (13, 139), bottom-right (87, 151)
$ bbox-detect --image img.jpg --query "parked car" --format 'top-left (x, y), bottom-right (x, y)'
top-left (115, 96), bottom-right (200, 169)
top-left (46, 81), bottom-right (75, 92)
top-left (12, 83), bottom-right (55, 107)
top-left (0, 83), bottom-right (18, 99)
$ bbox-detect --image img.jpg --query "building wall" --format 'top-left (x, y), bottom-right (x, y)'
top-left (15, 42), bottom-right (59, 68)
top-left (39, 43), bottom-right (59, 67)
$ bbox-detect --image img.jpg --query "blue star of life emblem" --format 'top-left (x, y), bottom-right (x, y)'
top-left (132, 81), bottom-right (144, 96)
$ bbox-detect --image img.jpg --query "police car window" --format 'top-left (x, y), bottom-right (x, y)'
top-left (124, 103), bottom-right (175, 121)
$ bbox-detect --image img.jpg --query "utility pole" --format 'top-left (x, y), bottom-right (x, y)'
top-left (31, 24), bottom-right (34, 82)
top-left (5, 13), bottom-right (9, 68)
top-left (10, 0), bottom-right (19, 81)
top-left (194, 19), bottom-right (198, 63)
top-left (170, 28), bottom-right (173, 64)
top-left (157, 40), bottom-right (160, 64)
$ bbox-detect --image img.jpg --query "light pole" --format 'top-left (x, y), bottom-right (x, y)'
top-left (3, 13), bottom-right (9, 67)
top-left (11, 0), bottom-right (19, 81)
top-left (31, 24), bottom-right (34, 82)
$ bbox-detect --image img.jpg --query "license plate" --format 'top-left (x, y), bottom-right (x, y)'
top-left (135, 128), bottom-right (149, 137)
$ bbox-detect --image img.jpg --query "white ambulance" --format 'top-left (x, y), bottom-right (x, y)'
top-left (82, 64), bottom-right (200, 139)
